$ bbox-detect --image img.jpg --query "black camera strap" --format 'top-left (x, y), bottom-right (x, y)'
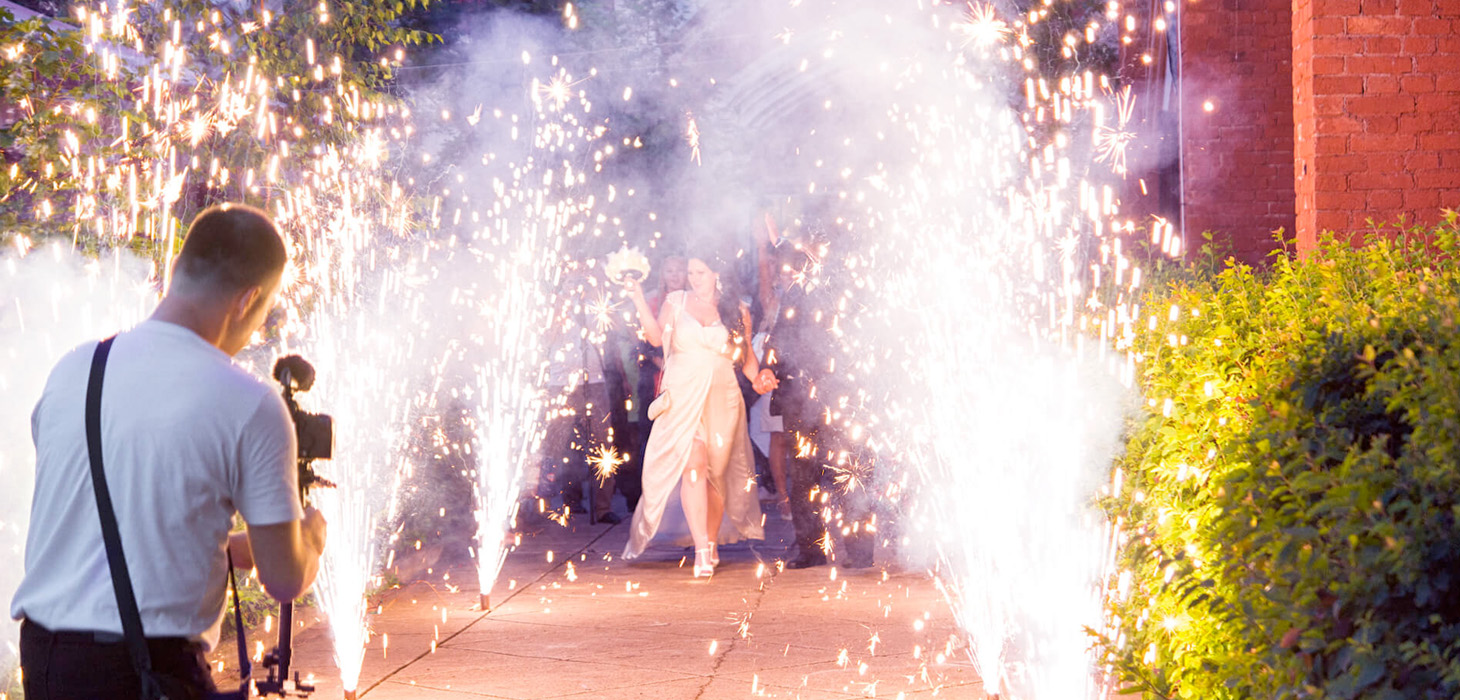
top-left (85, 336), bottom-right (251, 698)
top-left (84, 337), bottom-right (164, 698)
top-left (226, 551), bottom-right (253, 684)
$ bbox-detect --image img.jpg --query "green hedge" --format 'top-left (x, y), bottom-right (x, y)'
top-left (1101, 215), bottom-right (1460, 700)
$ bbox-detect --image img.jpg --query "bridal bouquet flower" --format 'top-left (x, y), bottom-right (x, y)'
top-left (605, 245), bottom-right (650, 283)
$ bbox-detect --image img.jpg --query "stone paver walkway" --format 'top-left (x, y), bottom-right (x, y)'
top-left (282, 508), bottom-right (983, 699)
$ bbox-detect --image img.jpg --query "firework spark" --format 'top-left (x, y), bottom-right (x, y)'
top-left (1095, 85), bottom-right (1138, 177)
top-left (588, 444), bottom-right (626, 484)
top-left (585, 289), bottom-right (622, 335)
top-left (828, 457), bottom-right (873, 494)
top-left (955, 3), bottom-right (1010, 48)
top-left (685, 110), bottom-right (702, 165)
top-left (534, 69), bottom-right (587, 112)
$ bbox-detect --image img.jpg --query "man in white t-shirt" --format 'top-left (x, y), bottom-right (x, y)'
top-left (11, 203), bottom-right (328, 699)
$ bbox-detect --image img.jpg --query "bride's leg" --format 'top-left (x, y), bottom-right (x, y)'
top-left (702, 393), bottom-right (739, 547)
top-left (703, 426), bottom-right (735, 546)
top-left (705, 478), bottom-right (725, 544)
top-left (680, 438), bottom-right (712, 553)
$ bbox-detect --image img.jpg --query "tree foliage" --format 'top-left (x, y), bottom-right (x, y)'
top-left (0, 1), bottom-right (439, 255)
top-left (1103, 215), bottom-right (1460, 699)
top-left (0, 8), bottom-right (134, 238)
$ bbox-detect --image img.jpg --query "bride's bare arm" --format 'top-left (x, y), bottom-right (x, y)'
top-left (626, 280), bottom-right (672, 347)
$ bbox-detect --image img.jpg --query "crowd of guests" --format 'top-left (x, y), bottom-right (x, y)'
top-left (529, 214), bottom-right (876, 576)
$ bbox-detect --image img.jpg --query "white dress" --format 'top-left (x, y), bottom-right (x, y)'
top-left (623, 291), bottom-right (764, 559)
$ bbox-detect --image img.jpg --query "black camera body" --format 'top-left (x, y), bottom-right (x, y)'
top-left (296, 411), bottom-right (333, 462)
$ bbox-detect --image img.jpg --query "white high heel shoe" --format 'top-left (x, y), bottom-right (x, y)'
top-left (708, 542), bottom-right (720, 567)
top-left (693, 548), bottom-right (715, 578)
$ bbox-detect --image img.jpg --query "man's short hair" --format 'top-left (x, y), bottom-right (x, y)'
top-left (174, 204), bottom-right (287, 291)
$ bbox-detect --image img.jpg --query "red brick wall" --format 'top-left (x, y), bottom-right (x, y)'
top-left (1293, 0), bottom-right (1460, 252)
top-left (1180, 0), bottom-right (1296, 265)
top-left (1294, 0), bottom-right (1317, 251)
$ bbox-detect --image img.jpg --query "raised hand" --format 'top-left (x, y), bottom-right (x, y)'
top-left (622, 276), bottom-right (646, 302)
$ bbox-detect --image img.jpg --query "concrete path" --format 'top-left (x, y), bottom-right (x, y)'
top-left (282, 508), bottom-right (984, 699)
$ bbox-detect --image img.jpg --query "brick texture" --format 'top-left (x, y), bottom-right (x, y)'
top-left (1295, 0), bottom-right (1318, 250)
top-left (1181, 0), bottom-right (1296, 265)
top-left (1293, 2), bottom-right (1460, 251)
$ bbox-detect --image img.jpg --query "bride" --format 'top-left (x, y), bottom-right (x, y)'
top-left (621, 251), bottom-right (777, 577)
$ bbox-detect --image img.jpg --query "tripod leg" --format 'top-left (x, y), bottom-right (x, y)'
top-left (278, 601), bottom-right (293, 684)
top-left (588, 474), bottom-right (597, 525)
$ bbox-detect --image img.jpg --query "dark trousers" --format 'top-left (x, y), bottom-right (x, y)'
top-left (619, 420), bottom-right (645, 511)
top-left (784, 448), bottom-right (875, 564)
top-left (20, 619), bottom-right (217, 700)
top-left (785, 444), bottom-right (826, 552)
top-left (777, 375), bottom-right (875, 565)
top-left (544, 382), bottom-right (616, 518)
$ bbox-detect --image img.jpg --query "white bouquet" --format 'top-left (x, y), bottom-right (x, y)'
top-left (605, 245), bottom-right (650, 284)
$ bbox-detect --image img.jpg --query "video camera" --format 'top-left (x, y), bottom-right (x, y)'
top-left (260, 354), bottom-right (335, 697)
top-left (272, 355), bottom-right (335, 496)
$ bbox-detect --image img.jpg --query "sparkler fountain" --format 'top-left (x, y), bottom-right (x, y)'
top-left (688, 1), bottom-right (1155, 697)
top-left (397, 6), bottom-right (666, 609)
top-left (436, 57), bottom-right (626, 610)
top-left (463, 227), bottom-right (556, 613)
top-left (0, 0), bottom-right (1174, 697)
top-left (271, 149), bottom-right (424, 695)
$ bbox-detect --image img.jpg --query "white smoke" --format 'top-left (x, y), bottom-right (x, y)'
top-left (0, 244), bottom-right (155, 687)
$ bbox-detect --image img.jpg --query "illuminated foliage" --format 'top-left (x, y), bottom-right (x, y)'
top-left (0, 1), bottom-right (438, 252)
top-left (1103, 215), bottom-right (1460, 699)
top-left (0, 9), bottom-right (132, 239)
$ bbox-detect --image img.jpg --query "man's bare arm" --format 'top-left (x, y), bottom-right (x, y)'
top-left (242, 506), bottom-right (327, 602)
top-left (227, 531), bottom-right (254, 570)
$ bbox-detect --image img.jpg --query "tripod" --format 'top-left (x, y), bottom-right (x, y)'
top-left (255, 600), bottom-right (313, 696)
top-left (257, 357), bottom-right (333, 697)
top-left (253, 467), bottom-right (322, 697)
top-left (254, 463), bottom-right (328, 697)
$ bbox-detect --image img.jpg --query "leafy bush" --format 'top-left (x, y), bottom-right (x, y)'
top-left (1101, 215), bottom-right (1460, 700)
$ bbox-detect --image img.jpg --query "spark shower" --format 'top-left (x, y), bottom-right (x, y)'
top-left (0, 0), bottom-right (1174, 697)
